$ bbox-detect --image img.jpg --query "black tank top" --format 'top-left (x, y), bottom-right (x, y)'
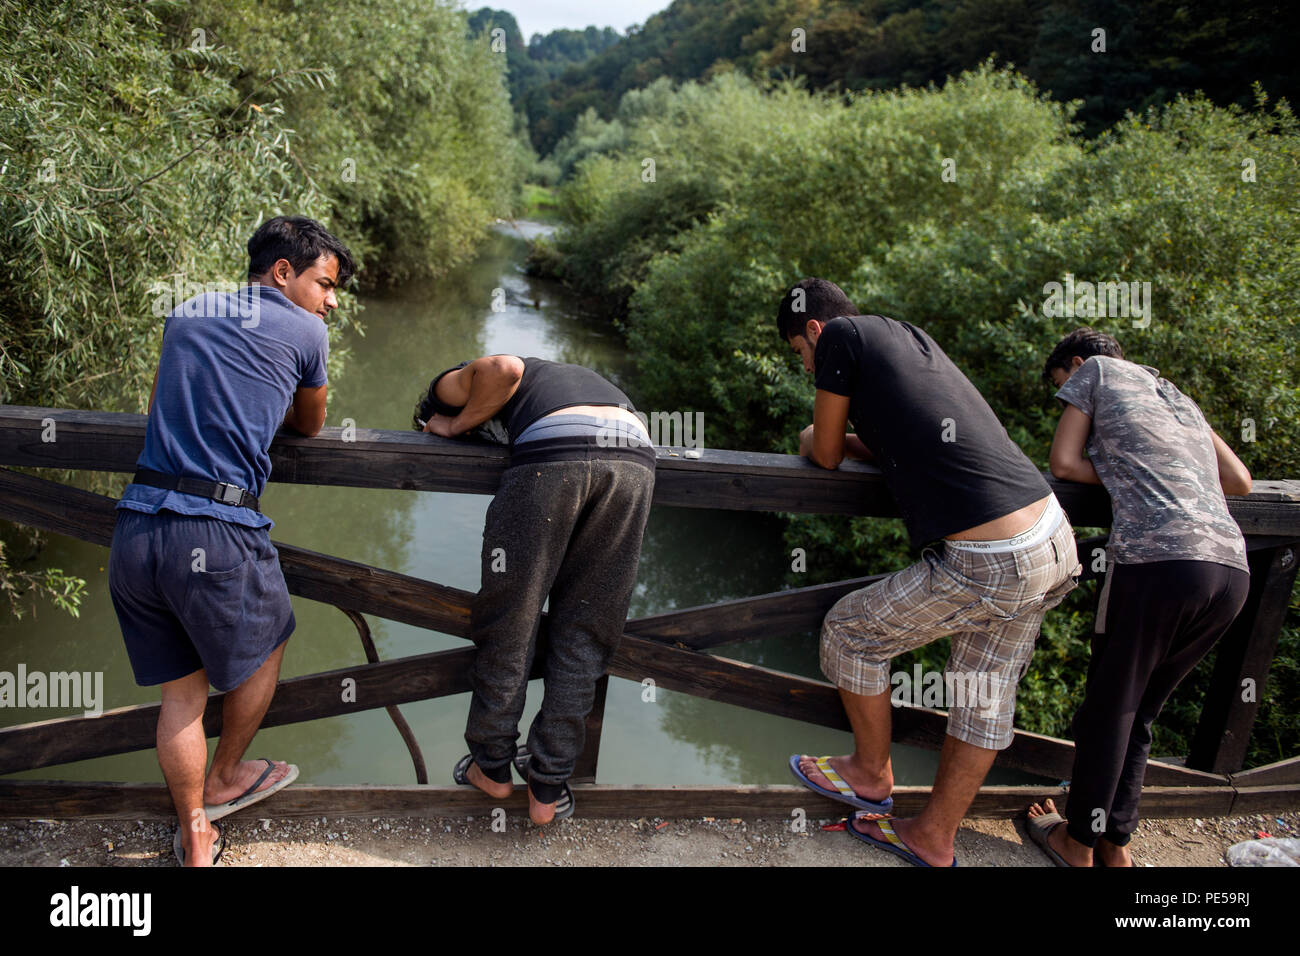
top-left (500, 358), bottom-right (636, 436)
top-left (428, 357), bottom-right (654, 469)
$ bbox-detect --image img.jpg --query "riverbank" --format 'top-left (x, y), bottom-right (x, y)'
top-left (4, 809), bottom-right (1295, 867)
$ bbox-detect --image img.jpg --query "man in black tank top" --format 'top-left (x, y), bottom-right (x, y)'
top-left (413, 355), bottom-right (655, 824)
top-left (777, 279), bottom-right (1079, 867)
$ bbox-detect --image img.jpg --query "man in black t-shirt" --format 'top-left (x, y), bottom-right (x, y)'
top-left (413, 355), bottom-right (656, 825)
top-left (778, 279), bottom-right (1079, 867)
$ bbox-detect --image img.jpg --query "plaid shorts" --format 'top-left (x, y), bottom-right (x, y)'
top-left (821, 498), bottom-right (1080, 750)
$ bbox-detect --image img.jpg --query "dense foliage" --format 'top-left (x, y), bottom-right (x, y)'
top-left (468, 7), bottom-right (620, 163)
top-left (526, 0), bottom-right (1300, 155)
top-left (0, 0), bottom-right (518, 615)
top-left (543, 65), bottom-right (1300, 765)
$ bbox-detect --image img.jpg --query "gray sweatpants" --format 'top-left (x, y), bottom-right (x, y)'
top-left (465, 457), bottom-right (654, 794)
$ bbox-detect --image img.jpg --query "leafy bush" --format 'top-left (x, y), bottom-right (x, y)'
top-left (547, 63), bottom-right (1300, 765)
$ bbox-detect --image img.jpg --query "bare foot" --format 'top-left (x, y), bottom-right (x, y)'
top-left (204, 758), bottom-right (292, 806)
top-left (180, 818), bottom-right (219, 868)
top-left (795, 754), bottom-right (892, 818)
top-left (849, 815), bottom-right (954, 867)
top-left (466, 760), bottom-right (513, 800)
top-left (1096, 837), bottom-right (1134, 867)
top-left (528, 787), bottom-right (556, 825)
top-left (1027, 798), bottom-right (1093, 867)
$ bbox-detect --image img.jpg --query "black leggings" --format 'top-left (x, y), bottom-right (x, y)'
top-left (1064, 559), bottom-right (1249, 848)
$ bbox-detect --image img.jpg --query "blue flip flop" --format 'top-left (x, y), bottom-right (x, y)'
top-left (847, 815), bottom-right (958, 867)
top-left (788, 754), bottom-right (893, 817)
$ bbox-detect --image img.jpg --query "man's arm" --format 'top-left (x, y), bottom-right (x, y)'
top-left (799, 390), bottom-right (855, 470)
top-left (423, 355), bottom-right (524, 437)
top-left (147, 367), bottom-right (159, 413)
top-left (283, 384), bottom-right (328, 437)
top-left (1210, 430), bottom-right (1252, 496)
top-left (1049, 403), bottom-right (1101, 484)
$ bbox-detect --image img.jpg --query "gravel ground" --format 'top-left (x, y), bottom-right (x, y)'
top-left (2, 809), bottom-right (1296, 867)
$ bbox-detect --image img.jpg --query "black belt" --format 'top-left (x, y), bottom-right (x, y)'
top-left (132, 469), bottom-right (261, 512)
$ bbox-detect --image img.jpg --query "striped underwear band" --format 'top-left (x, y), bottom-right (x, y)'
top-left (513, 412), bottom-right (652, 446)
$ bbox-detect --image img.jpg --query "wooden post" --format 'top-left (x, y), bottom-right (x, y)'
top-left (569, 675), bottom-right (609, 784)
top-left (1189, 543), bottom-right (1299, 774)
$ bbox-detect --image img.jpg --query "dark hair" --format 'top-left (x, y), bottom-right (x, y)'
top-left (247, 215), bottom-right (356, 286)
top-left (776, 278), bottom-right (858, 341)
top-left (1042, 327), bottom-right (1124, 383)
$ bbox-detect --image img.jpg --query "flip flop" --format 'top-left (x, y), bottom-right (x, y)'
top-left (847, 816), bottom-right (957, 867)
top-left (173, 821), bottom-right (225, 866)
top-left (1027, 811), bottom-right (1073, 867)
top-left (203, 758), bottom-right (298, 822)
top-left (788, 754), bottom-right (894, 817)
top-left (452, 753), bottom-right (475, 786)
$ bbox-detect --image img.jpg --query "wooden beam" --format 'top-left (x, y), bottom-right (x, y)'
top-left (624, 574), bottom-right (891, 649)
top-left (1189, 544), bottom-right (1300, 773)
top-left (5, 406), bottom-right (1298, 529)
top-left (1229, 755), bottom-right (1300, 788)
top-left (1229, 783), bottom-right (1300, 815)
top-left (0, 780), bottom-right (1248, 821)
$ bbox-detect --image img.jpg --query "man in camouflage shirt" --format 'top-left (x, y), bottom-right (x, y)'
top-left (1026, 328), bottom-right (1252, 867)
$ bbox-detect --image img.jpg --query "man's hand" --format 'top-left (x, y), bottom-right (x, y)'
top-left (422, 413), bottom-right (458, 438)
top-left (802, 390), bottom-right (854, 469)
top-left (798, 423), bottom-right (817, 459)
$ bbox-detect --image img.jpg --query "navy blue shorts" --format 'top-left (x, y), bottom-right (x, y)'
top-left (108, 508), bottom-right (295, 692)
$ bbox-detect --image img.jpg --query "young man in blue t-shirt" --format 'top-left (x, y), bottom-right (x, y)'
top-left (108, 216), bottom-right (353, 865)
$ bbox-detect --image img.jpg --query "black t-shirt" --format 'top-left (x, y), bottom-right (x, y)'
top-left (813, 315), bottom-right (1049, 546)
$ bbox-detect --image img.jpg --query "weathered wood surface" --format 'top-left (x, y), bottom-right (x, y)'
top-left (1189, 544), bottom-right (1300, 774)
top-left (0, 467), bottom-right (1223, 786)
top-left (0, 780), bottom-right (1261, 821)
top-left (5, 405), bottom-right (1298, 529)
top-left (1229, 783), bottom-right (1300, 814)
top-left (1228, 755), bottom-right (1300, 788)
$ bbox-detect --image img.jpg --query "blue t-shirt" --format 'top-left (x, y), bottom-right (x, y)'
top-left (118, 285), bottom-right (329, 529)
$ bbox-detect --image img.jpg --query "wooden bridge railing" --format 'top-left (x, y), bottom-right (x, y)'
top-left (1, 405), bottom-right (1298, 817)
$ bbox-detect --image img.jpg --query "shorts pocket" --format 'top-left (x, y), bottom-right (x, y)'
top-left (183, 558), bottom-right (251, 631)
top-left (974, 594), bottom-right (1019, 623)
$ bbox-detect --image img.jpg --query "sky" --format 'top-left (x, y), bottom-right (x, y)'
top-left (469, 0), bottom-right (670, 40)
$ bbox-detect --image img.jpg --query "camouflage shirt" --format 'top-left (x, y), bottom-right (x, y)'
top-left (1055, 356), bottom-right (1247, 571)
